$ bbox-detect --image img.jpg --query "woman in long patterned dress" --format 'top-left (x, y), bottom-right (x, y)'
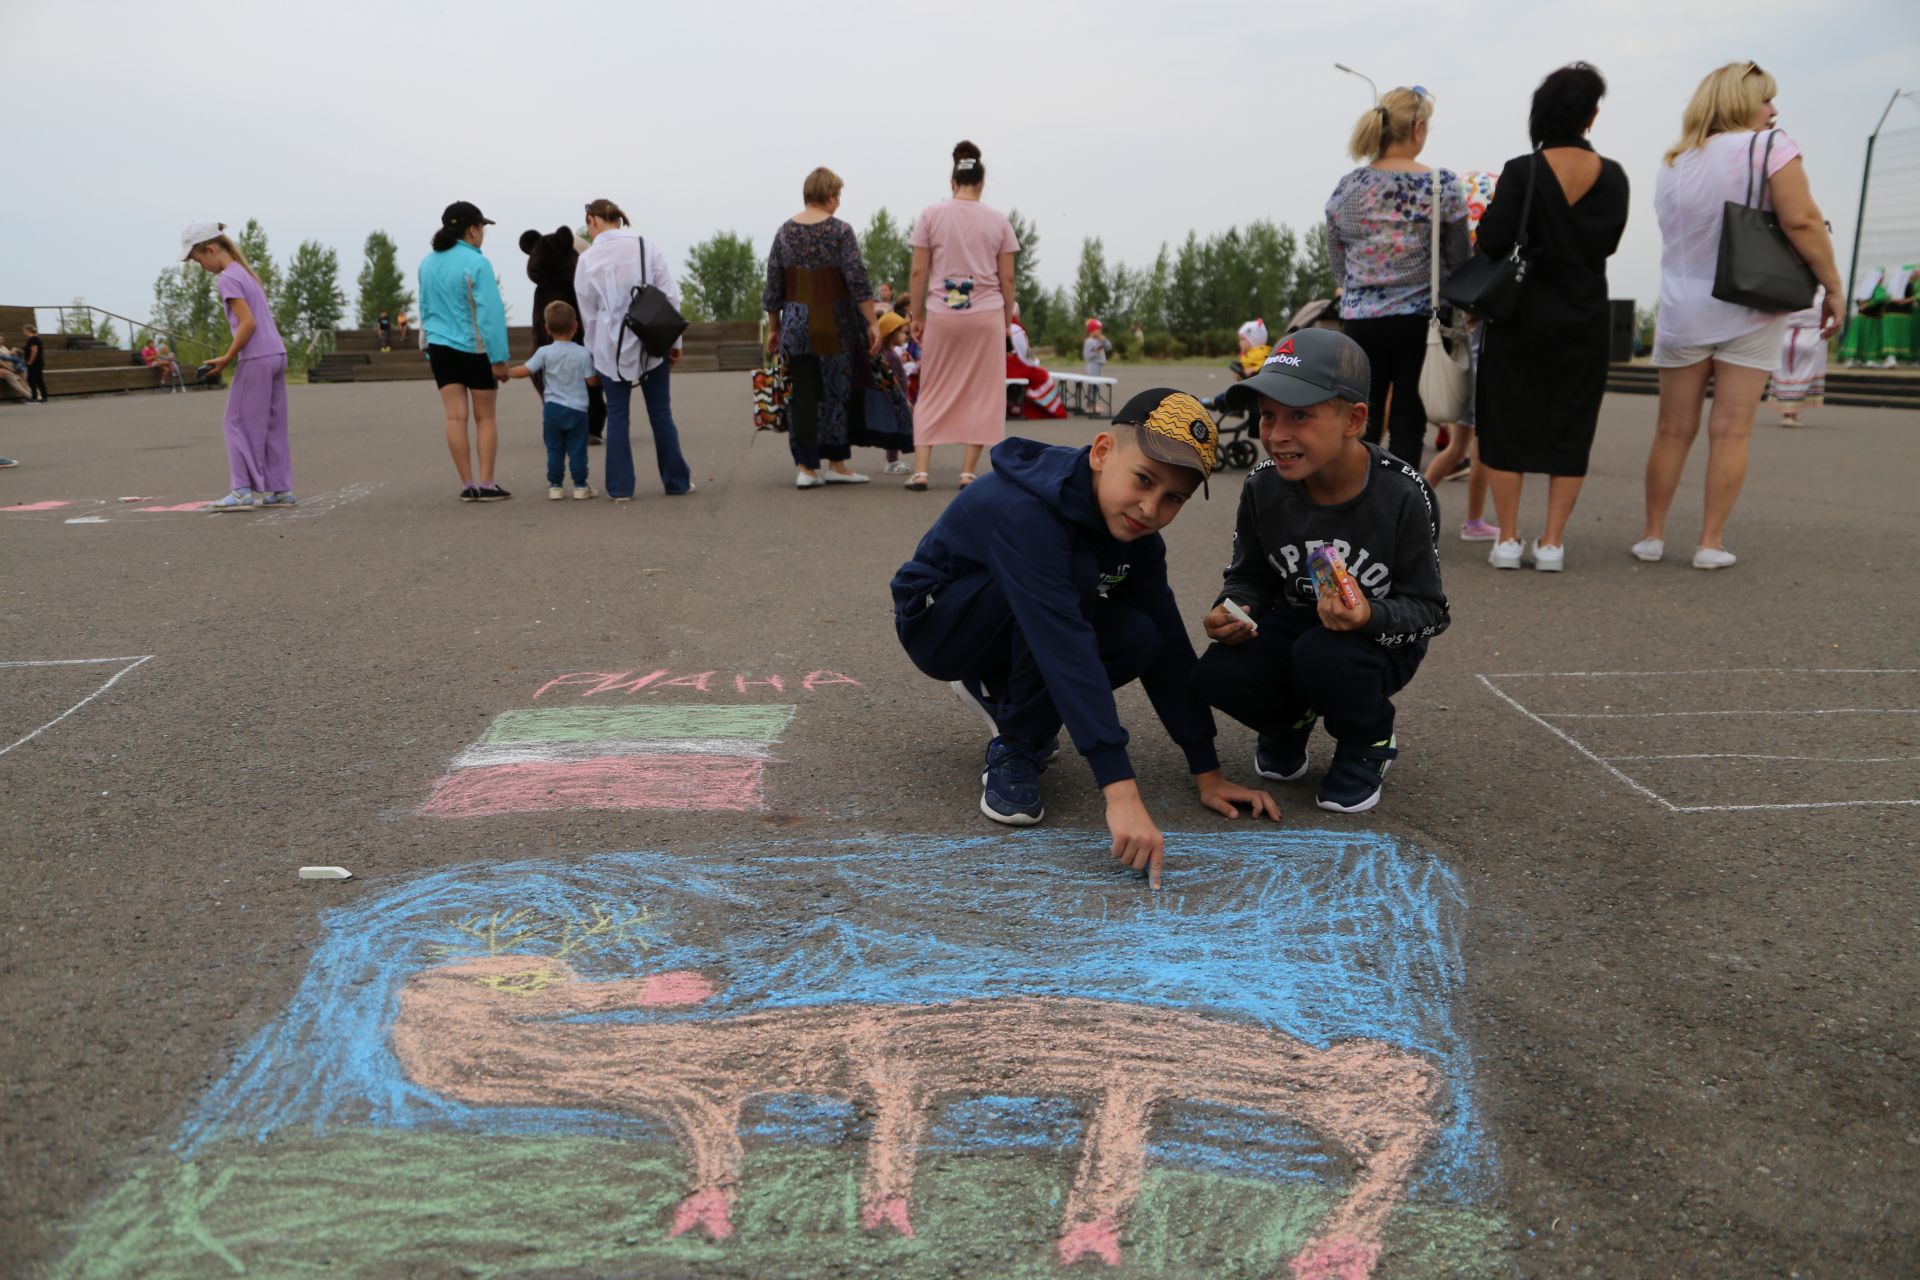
top-left (764, 167), bottom-right (881, 490)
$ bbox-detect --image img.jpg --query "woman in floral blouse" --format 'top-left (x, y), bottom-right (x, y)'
top-left (765, 167), bottom-right (882, 489)
top-left (1326, 86), bottom-right (1471, 465)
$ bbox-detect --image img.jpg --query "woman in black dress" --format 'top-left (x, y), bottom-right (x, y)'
top-left (1475, 63), bottom-right (1630, 571)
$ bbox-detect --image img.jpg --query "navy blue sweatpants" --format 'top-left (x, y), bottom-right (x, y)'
top-left (896, 570), bottom-right (1162, 755)
top-left (1191, 607), bottom-right (1421, 746)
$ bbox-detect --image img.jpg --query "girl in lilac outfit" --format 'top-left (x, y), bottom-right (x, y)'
top-left (182, 220), bottom-right (293, 510)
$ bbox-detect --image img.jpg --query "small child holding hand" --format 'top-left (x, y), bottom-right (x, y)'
top-left (505, 300), bottom-right (600, 500)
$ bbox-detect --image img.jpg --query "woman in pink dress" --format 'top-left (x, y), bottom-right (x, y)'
top-left (905, 140), bottom-right (1020, 491)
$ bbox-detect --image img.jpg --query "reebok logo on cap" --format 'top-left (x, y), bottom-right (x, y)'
top-left (1265, 337), bottom-right (1303, 368)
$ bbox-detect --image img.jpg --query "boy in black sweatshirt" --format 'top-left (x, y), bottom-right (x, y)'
top-left (891, 389), bottom-right (1278, 887)
top-left (1192, 329), bottom-right (1449, 814)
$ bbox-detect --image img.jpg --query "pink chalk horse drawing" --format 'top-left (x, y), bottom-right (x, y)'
top-left (390, 955), bottom-right (1442, 1280)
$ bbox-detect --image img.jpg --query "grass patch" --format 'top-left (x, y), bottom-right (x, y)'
top-left (51, 1129), bottom-right (1503, 1279)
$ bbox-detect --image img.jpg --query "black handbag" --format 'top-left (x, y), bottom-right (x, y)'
top-left (1440, 151), bottom-right (1536, 323)
top-left (617, 236), bottom-right (689, 365)
top-left (1712, 130), bottom-right (1817, 313)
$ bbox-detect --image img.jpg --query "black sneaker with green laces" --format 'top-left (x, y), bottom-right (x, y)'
top-left (1315, 735), bottom-right (1398, 813)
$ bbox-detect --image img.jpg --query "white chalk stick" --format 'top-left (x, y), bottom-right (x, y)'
top-left (299, 866), bottom-right (354, 880)
top-left (1222, 599), bottom-right (1258, 632)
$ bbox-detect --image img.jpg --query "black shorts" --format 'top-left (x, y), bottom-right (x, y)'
top-left (427, 344), bottom-right (496, 390)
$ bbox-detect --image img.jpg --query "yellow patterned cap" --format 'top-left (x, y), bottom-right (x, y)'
top-left (1116, 388), bottom-right (1216, 497)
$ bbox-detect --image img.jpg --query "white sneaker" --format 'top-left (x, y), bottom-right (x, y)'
top-left (883, 460), bottom-right (911, 475)
top-left (548, 486), bottom-right (564, 500)
top-left (1631, 538), bottom-right (1664, 563)
top-left (1488, 539), bottom-right (1523, 569)
top-left (823, 469), bottom-right (870, 485)
top-left (1692, 546), bottom-right (1737, 570)
top-left (573, 484), bottom-right (596, 500)
top-left (1531, 540), bottom-right (1565, 572)
top-left (795, 472), bottom-right (825, 489)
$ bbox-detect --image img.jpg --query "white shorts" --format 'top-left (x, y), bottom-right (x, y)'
top-left (1651, 315), bottom-right (1788, 371)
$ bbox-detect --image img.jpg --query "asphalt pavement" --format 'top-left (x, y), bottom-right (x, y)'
top-left (2, 366), bottom-right (1914, 1278)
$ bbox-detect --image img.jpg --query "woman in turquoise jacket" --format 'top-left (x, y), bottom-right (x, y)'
top-left (420, 201), bottom-right (513, 501)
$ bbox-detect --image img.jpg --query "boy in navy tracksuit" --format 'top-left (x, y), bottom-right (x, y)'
top-left (891, 389), bottom-right (1278, 887)
top-left (1192, 328), bottom-right (1450, 814)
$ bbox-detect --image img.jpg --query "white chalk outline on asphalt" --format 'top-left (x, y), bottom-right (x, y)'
top-left (0, 655), bottom-right (156, 758)
top-left (1610, 753), bottom-right (1916, 763)
top-left (256, 481), bottom-right (382, 525)
top-left (1486, 668), bottom-right (1918, 678)
top-left (1548, 708), bottom-right (1920, 719)
top-left (1476, 671), bottom-right (1920, 814)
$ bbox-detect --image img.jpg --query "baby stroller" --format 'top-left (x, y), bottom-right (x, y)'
top-left (1207, 300), bottom-right (1343, 470)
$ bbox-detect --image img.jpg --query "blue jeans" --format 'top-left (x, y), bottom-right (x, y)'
top-left (543, 402), bottom-right (590, 486)
top-left (603, 361), bottom-right (692, 497)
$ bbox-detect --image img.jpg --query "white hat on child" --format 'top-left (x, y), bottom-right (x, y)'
top-left (179, 220), bottom-right (227, 262)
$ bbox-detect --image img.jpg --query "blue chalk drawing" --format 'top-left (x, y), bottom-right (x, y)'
top-left (180, 829), bottom-right (1492, 1204)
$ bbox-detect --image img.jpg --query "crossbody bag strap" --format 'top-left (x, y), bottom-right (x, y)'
top-left (1430, 171), bottom-right (1443, 314)
top-left (1758, 129), bottom-right (1778, 210)
top-left (1516, 149), bottom-right (1539, 250)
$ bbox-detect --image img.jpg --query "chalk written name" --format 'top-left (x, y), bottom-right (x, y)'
top-left (534, 670), bottom-right (863, 700)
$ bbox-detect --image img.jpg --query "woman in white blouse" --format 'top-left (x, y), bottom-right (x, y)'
top-left (574, 198), bottom-right (695, 502)
top-left (1636, 63), bottom-right (1843, 569)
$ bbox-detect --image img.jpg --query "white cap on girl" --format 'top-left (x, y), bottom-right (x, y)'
top-left (179, 220), bottom-right (226, 261)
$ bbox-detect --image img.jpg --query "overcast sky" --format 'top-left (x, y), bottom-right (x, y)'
top-left (4, 0), bottom-right (1916, 334)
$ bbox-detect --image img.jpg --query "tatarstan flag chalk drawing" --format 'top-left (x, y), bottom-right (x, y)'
top-left (54, 831), bottom-right (1503, 1279)
top-left (420, 704), bottom-right (797, 817)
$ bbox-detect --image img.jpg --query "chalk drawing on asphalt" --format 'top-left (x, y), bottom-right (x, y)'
top-left (57, 831), bottom-right (1504, 1278)
top-left (0, 484), bottom-right (381, 521)
top-left (0, 655), bottom-right (155, 758)
top-left (1480, 668), bottom-right (1920, 813)
top-left (420, 705), bottom-right (799, 817)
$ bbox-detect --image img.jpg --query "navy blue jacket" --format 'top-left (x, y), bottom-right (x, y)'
top-left (891, 438), bottom-right (1219, 786)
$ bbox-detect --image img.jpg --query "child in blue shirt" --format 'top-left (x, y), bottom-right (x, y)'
top-left (506, 301), bottom-right (601, 499)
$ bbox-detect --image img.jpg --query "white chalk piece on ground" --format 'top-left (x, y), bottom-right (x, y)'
top-left (65, 517), bottom-right (110, 524)
top-left (118, 496), bottom-right (153, 503)
top-left (299, 866), bottom-right (354, 880)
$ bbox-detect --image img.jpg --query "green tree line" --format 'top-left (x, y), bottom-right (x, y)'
top-left (148, 223), bottom-right (410, 374)
top-left (676, 209), bottom-right (1338, 357)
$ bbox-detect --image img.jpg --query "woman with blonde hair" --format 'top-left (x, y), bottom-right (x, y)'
top-left (1325, 86), bottom-right (1470, 465)
top-left (181, 220), bottom-right (293, 510)
top-left (1636, 62), bottom-right (1844, 569)
top-left (763, 166), bottom-right (882, 488)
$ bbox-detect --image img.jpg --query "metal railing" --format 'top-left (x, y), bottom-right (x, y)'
top-left (16, 303), bottom-right (221, 360)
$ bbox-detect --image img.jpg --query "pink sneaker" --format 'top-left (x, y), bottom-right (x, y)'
top-left (1459, 518), bottom-right (1499, 542)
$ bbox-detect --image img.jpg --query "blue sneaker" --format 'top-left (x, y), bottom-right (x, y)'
top-left (259, 491), bottom-right (297, 506)
top-left (979, 738), bottom-right (1045, 826)
top-left (1254, 715), bottom-right (1316, 782)
top-left (209, 489), bottom-right (259, 512)
top-left (1316, 735), bottom-right (1398, 813)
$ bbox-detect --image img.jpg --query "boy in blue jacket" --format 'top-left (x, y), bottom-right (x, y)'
top-left (891, 389), bottom-right (1279, 887)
